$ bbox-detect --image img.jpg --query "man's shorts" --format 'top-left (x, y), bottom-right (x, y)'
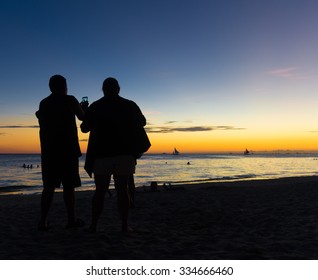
top-left (93, 155), bottom-right (136, 176)
top-left (41, 157), bottom-right (81, 189)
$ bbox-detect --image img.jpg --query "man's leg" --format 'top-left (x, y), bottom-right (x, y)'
top-left (88, 174), bottom-right (111, 232)
top-left (38, 187), bottom-right (55, 230)
top-left (114, 174), bottom-right (130, 232)
top-left (128, 174), bottom-right (135, 208)
top-left (63, 187), bottom-right (76, 225)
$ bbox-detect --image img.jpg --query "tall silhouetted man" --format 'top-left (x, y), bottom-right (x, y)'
top-left (36, 75), bottom-right (85, 230)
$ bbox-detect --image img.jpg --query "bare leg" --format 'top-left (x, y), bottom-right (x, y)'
top-left (88, 174), bottom-right (111, 232)
top-left (39, 187), bottom-right (55, 230)
top-left (63, 187), bottom-right (76, 225)
top-left (114, 174), bottom-right (130, 232)
top-left (128, 174), bottom-right (135, 208)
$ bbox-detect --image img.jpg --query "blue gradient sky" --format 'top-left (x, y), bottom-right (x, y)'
top-left (1, 0), bottom-right (318, 153)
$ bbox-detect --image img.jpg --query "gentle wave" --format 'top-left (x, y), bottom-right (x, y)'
top-left (1, 153), bottom-right (318, 194)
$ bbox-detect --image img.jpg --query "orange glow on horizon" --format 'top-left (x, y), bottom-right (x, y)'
top-left (0, 128), bottom-right (40, 154)
top-left (1, 128), bottom-right (318, 154)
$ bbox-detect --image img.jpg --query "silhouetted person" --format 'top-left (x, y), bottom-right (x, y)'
top-left (36, 75), bottom-right (85, 231)
top-left (81, 77), bottom-right (146, 232)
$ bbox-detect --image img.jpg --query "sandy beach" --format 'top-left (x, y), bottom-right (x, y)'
top-left (1, 176), bottom-right (318, 260)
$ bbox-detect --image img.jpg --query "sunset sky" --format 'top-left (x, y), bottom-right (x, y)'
top-left (1, 0), bottom-right (318, 154)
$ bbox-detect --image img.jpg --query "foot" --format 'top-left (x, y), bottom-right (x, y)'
top-left (38, 221), bottom-right (48, 231)
top-left (84, 225), bottom-right (97, 233)
top-left (122, 225), bottom-right (133, 233)
top-left (65, 218), bottom-right (85, 229)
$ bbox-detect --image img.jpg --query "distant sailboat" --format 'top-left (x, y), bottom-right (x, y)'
top-left (172, 148), bottom-right (180, 155)
top-left (244, 148), bottom-right (250, 155)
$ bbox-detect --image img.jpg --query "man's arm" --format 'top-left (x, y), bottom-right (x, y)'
top-left (140, 113), bottom-right (146, 127)
top-left (80, 106), bottom-right (91, 133)
top-left (132, 102), bottom-right (146, 127)
top-left (71, 97), bottom-right (85, 121)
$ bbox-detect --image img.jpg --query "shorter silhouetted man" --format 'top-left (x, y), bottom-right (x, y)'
top-left (36, 75), bottom-right (85, 230)
top-left (81, 77), bottom-right (146, 232)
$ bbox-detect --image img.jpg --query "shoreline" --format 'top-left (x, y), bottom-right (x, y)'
top-left (1, 175), bottom-right (318, 195)
top-left (1, 175), bottom-right (318, 259)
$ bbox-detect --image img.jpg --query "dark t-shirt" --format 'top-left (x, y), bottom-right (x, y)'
top-left (81, 95), bottom-right (146, 176)
top-left (37, 94), bottom-right (82, 160)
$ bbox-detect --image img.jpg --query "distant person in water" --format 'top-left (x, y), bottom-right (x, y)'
top-left (36, 74), bottom-right (86, 231)
top-left (81, 77), bottom-right (147, 232)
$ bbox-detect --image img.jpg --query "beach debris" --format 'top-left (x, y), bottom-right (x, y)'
top-left (140, 182), bottom-right (184, 192)
top-left (163, 182), bottom-right (172, 190)
top-left (150, 181), bottom-right (158, 191)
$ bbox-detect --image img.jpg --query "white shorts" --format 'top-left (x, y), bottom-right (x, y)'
top-left (93, 155), bottom-right (136, 176)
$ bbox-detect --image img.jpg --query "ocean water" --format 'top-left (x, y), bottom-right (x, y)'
top-left (1, 153), bottom-right (318, 194)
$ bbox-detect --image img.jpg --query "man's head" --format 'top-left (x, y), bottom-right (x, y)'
top-left (102, 77), bottom-right (120, 96)
top-left (49, 75), bottom-right (67, 95)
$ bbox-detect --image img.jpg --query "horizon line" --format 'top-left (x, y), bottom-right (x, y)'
top-left (2, 150), bottom-right (318, 155)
